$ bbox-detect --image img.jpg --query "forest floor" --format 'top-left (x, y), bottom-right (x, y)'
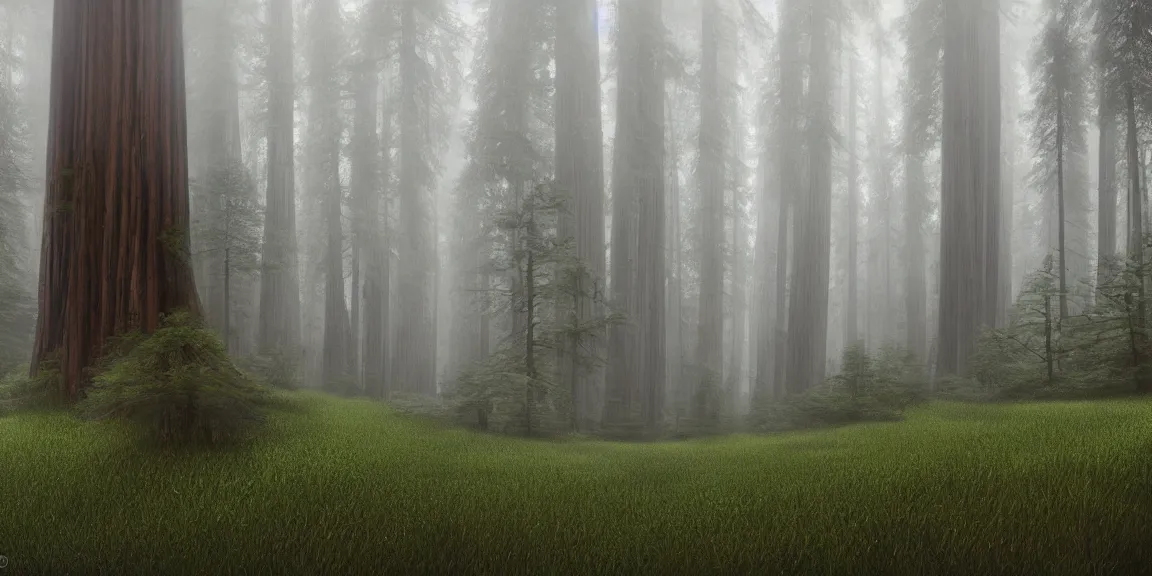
top-left (1, 393), bottom-right (1150, 575)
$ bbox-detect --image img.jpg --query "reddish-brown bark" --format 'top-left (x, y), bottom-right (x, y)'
top-left (33, 0), bottom-right (200, 401)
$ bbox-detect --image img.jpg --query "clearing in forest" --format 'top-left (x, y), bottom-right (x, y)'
top-left (1, 393), bottom-right (1149, 574)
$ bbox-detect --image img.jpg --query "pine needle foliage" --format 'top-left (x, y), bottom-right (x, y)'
top-left (749, 344), bottom-right (928, 432)
top-left (0, 355), bottom-right (66, 414)
top-left (76, 310), bottom-right (271, 446)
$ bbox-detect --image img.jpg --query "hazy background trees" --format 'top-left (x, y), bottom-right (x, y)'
top-left (2, 0), bottom-right (1152, 432)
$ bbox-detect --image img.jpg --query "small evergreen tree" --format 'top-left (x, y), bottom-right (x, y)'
top-left (452, 182), bottom-right (618, 436)
top-left (1025, 0), bottom-right (1090, 321)
top-left (192, 159), bottom-right (264, 354)
top-left (972, 256), bottom-right (1062, 394)
top-left (0, 19), bottom-right (34, 375)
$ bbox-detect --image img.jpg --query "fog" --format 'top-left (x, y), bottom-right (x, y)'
top-left (2, 0), bottom-right (1151, 436)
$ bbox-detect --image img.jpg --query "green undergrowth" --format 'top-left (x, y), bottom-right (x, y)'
top-left (75, 310), bottom-right (271, 446)
top-left (1, 392), bottom-right (1150, 575)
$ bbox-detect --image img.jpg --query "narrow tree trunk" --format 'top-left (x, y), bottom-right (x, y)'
top-left (1126, 77), bottom-right (1145, 388)
top-left (392, 0), bottom-right (437, 395)
top-left (727, 116), bottom-right (746, 414)
top-left (695, 0), bottom-right (726, 418)
top-left (905, 157), bottom-right (927, 358)
top-left (1044, 280), bottom-right (1053, 383)
top-left (377, 50), bottom-right (394, 396)
top-left (258, 0), bottom-right (302, 360)
top-left (848, 55), bottom-right (861, 349)
top-left (1057, 93), bottom-right (1068, 324)
top-left (354, 0), bottom-right (385, 397)
top-left (977, 0), bottom-right (1002, 335)
top-left (308, 0), bottom-right (352, 387)
top-left (1097, 70), bottom-right (1117, 287)
top-left (198, 0), bottom-right (244, 343)
top-left (999, 30), bottom-right (1015, 325)
top-left (524, 208), bottom-right (537, 436)
top-left (606, 0), bottom-right (641, 424)
top-left (351, 245), bottom-right (360, 380)
top-left (752, 109), bottom-right (776, 405)
top-left (635, 0), bottom-right (666, 429)
top-left (871, 28), bottom-right (891, 348)
top-left (667, 97), bottom-right (686, 415)
top-left (33, 0), bottom-right (201, 399)
top-left (554, 0), bottom-right (606, 431)
top-left (224, 245), bottom-right (232, 352)
top-left (773, 0), bottom-right (802, 398)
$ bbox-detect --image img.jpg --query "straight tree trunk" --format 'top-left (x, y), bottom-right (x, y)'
top-left (634, 0), bottom-right (666, 429)
top-left (695, 0), bottom-right (726, 418)
top-left (605, 0), bottom-right (641, 423)
top-left (1057, 94), bottom-right (1068, 323)
top-left (976, 0), bottom-right (1002, 335)
top-left (904, 156), bottom-right (928, 359)
top-left (33, 0), bottom-right (201, 400)
top-left (1125, 75), bottom-right (1145, 388)
top-left (1098, 69), bottom-right (1117, 286)
top-left (728, 132), bottom-right (746, 414)
top-left (752, 94), bottom-right (777, 404)
top-left (937, 0), bottom-right (1001, 376)
top-left (308, 0), bottom-right (352, 386)
top-left (353, 0), bottom-right (386, 397)
top-left (870, 29), bottom-right (891, 348)
top-left (554, 0), bottom-right (606, 431)
top-left (848, 56), bottom-right (861, 349)
top-left (392, 0), bottom-right (437, 395)
top-left (785, 0), bottom-right (833, 394)
top-left (772, 0), bottom-right (803, 398)
top-left (377, 48), bottom-right (394, 396)
top-left (998, 31), bottom-right (1015, 325)
top-left (258, 0), bottom-right (302, 360)
top-left (667, 95), bottom-right (686, 415)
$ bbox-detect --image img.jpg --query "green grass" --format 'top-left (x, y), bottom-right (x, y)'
top-left (2, 393), bottom-right (1151, 575)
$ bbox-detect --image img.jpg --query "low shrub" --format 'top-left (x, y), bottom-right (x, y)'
top-left (0, 356), bottom-right (66, 414)
top-left (749, 344), bottom-right (928, 432)
top-left (76, 310), bottom-right (270, 446)
top-left (236, 353), bottom-right (300, 390)
top-left (449, 347), bottom-right (570, 436)
top-left (324, 375), bottom-right (363, 398)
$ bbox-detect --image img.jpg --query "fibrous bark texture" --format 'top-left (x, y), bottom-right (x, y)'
top-left (33, 0), bottom-right (200, 400)
top-left (785, 0), bottom-right (833, 394)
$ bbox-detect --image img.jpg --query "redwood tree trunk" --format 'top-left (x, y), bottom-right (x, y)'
top-left (555, 0), bottom-right (606, 431)
top-left (605, 0), bottom-right (640, 423)
top-left (785, 0), bottom-right (833, 394)
top-left (937, 0), bottom-right (1001, 376)
top-left (258, 0), bottom-right (301, 358)
top-left (848, 56), bottom-right (862, 349)
top-left (695, 0), bottom-right (726, 418)
top-left (357, 0), bottom-right (388, 398)
top-left (634, 0), bottom-right (665, 429)
top-left (34, 0), bottom-right (200, 401)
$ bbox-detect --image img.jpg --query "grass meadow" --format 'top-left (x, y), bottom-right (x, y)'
top-left (2, 392), bottom-right (1150, 575)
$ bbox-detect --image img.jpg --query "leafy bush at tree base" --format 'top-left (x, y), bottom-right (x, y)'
top-left (0, 356), bottom-right (66, 414)
top-left (76, 310), bottom-right (271, 446)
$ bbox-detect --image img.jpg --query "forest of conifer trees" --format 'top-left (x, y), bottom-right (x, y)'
top-left (0, 0), bottom-right (1150, 434)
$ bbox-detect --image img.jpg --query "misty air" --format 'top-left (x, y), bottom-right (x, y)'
top-left (0, 0), bottom-right (1150, 574)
